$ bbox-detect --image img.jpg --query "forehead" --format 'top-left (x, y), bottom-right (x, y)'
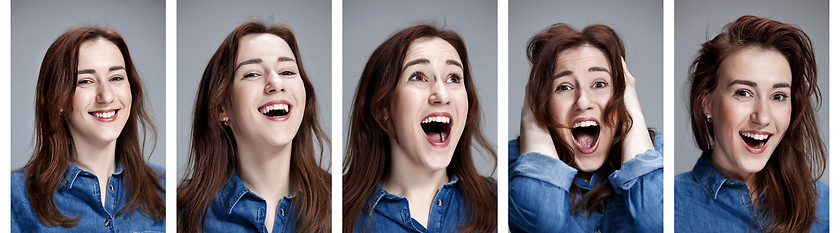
top-left (554, 45), bottom-right (609, 71)
top-left (719, 46), bottom-right (792, 85)
top-left (77, 39), bottom-right (124, 66)
top-left (237, 33), bottom-right (294, 61)
top-left (404, 37), bottom-right (461, 64)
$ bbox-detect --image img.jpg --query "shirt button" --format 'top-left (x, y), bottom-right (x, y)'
top-left (109, 185), bottom-right (114, 191)
top-left (594, 230), bottom-right (601, 233)
top-left (280, 208), bottom-right (285, 217)
top-left (104, 219), bottom-right (111, 227)
top-left (437, 199), bottom-right (443, 206)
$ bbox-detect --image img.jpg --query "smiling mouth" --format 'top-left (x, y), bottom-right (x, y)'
top-left (571, 120), bottom-right (600, 153)
top-left (89, 109), bottom-right (118, 120)
top-left (421, 114), bottom-right (452, 144)
top-left (259, 103), bottom-right (290, 118)
top-left (740, 131), bottom-right (771, 149)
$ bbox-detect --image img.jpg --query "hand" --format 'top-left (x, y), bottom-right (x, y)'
top-left (620, 59), bottom-right (655, 162)
top-left (519, 87), bottom-right (559, 160)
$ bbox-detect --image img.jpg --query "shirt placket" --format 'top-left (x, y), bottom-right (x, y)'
top-left (426, 186), bottom-right (452, 232)
top-left (85, 173), bottom-right (116, 232)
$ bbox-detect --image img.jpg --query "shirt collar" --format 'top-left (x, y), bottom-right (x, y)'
top-left (62, 161), bottom-right (124, 190)
top-left (691, 153), bottom-right (745, 199)
top-left (365, 176), bottom-right (460, 213)
top-left (218, 173), bottom-right (297, 215)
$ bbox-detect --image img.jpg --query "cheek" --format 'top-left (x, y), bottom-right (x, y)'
top-left (71, 89), bottom-right (91, 114)
top-left (548, 96), bottom-right (571, 124)
top-left (118, 85), bottom-right (133, 108)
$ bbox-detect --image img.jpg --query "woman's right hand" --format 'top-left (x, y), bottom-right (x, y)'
top-left (519, 89), bottom-right (559, 159)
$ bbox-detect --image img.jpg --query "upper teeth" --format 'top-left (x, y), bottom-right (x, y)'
top-left (92, 111), bottom-right (116, 118)
top-left (259, 103), bottom-right (289, 114)
top-left (573, 120), bottom-right (598, 128)
top-left (741, 132), bottom-right (769, 140)
top-left (422, 116), bottom-right (450, 124)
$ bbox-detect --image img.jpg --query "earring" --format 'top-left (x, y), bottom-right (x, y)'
top-left (705, 114), bottom-right (712, 123)
top-left (222, 116), bottom-right (229, 126)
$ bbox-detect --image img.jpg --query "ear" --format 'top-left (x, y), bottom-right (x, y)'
top-left (219, 109), bottom-right (228, 121)
top-left (701, 91), bottom-right (712, 117)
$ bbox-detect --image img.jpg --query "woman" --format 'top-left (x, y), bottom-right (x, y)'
top-left (509, 23), bottom-right (664, 232)
top-left (343, 24), bottom-right (497, 233)
top-left (177, 22), bottom-right (330, 233)
top-left (675, 15), bottom-right (827, 233)
top-left (11, 27), bottom-right (165, 231)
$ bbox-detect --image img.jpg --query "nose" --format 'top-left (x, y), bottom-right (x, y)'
top-left (96, 80), bottom-right (114, 104)
top-left (265, 72), bottom-right (285, 94)
top-left (428, 77), bottom-right (450, 105)
top-left (573, 87), bottom-right (594, 111)
top-left (750, 98), bottom-right (771, 127)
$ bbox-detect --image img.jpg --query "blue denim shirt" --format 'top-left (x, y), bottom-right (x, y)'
top-left (353, 176), bottom-right (471, 233)
top-left (675, 154), bottom-right (829, 232)
top-left (201, 173), bottom-right (300, 233)
top-left (11, 162), bottom-right (165, 232)
top-left (509, 131), bottom-right (664, 233)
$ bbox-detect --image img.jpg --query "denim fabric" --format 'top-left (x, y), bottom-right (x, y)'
top-left (353, 177), bottom-right (471, 233)
top-left (202, 173), bottom-right (300, 233)
top-left (674, 154), bottom-right (829, 233)
top-left (509, 131), bottom-right (664, 233)
top-left (11, 162), bottom-right (165, 232)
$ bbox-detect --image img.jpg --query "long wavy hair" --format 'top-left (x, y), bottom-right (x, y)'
top-left (343, 24), bottom-right (497, 233)
top-left (524, 23), bottom-right (633, 215)
top-left (22, 27), bottom-right (164, 227)
top-left (688, 15), bottom-right (825, 233)
top-left (177, 22), bottom-right (331, 233)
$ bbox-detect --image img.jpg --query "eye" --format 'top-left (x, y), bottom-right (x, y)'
top-left (280, 70), bottom-right (297, 76)
top-left (734, 89), bottom-right (753, 98)
top-left (110, 75), bottom-right (125, 82)
top-left (77, 78), bottom-right (93, 85)
top-left (555, 84), bottom-right (574, 93)
top-left (408, 72), bottom-right (425, 82)
top-left (446, 74), bottom-right (462, 84)
top-left (244, 72), bottom-right (260, 79)
top-left (592, 81), bottom-right (608, 89)
top-left (771, 92), bottom-right (788, 102)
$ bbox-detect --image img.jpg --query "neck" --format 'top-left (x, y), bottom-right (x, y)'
top-left (236, 142), bottom-right (293, 202)
top-left (383, 149), bottom-right (449, 200)
top-left (71, 138), bottom-right (117, 179)
top-left (709, 147), bottom-right (755, 185)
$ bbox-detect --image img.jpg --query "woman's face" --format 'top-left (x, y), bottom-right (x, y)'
top-left (704, 46), bottom-right (792, 180)
top-left (67, 38), bottom-right (132, 147)
top-left (227, 33), bottom-right (306, 150)
top-left (389, 37), bottom-right (468, 172)
top-left (549, 45), bottom-right (615, 172)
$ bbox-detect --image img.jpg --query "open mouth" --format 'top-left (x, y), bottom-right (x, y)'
top-left (89, 109), bottom-right (118, 121)
top-left (421, 113), bottom-right (452, 145)
top-left (740, 131), bottom-right (771, 150)
top-left (258, 102), bottom-right (291, 119)
top-left (571, 119), bottom-right (600, 154)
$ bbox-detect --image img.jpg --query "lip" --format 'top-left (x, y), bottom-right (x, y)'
top-left (88, 109), bottom-right (119, 122)
top-left (739, 130), bottom-right (772, 154)
top-left (571, 117), bottom-right (600, 154)
top-left (422, 112), bottom-right (453, 148)
top-left (258, 100), bottom-right (292, 121)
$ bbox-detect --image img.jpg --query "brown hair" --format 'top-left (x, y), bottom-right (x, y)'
top-left (524, 23), bottom-right (633, 215)
top-left (688, 15), bottom-right (825, 233)
top-left (24, 27), bottom-right (164, 227)
top-left (177, 22), bottom-right (330, 233)
top-left (343, 24), bottom-right (497, 233)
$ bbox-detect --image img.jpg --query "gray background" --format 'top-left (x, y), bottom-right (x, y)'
top-left (674, 0), bottom-right (829, 183)
top-left (344, 0), bottom-right (498, 176)
top-left (177, 0), bottom-right (331, 180)
top-left (508, 1), bottom-right (664, 140)
top-left (11, 0), bottom-right (166, 169)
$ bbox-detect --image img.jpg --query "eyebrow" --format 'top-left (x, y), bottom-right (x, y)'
top-left (78, 66), bottom-right (125, 74)
top-left (728, 80), bottom-right (791, 89)
top-left (553, 66), bottom-right (610, 79)
top-left (234, 57), bottom-right (296, 72)
top-left (402, 58), bottom-right (463, 72)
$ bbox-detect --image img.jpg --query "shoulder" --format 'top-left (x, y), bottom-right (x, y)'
top-left (147, 163), bottom-right (165, 174)
top-left (10, 170), bottom-right (28, 201)
top-left (673, 171), bottom-right (701, 197)
top-left (815, 179), bottom-right (829, 203)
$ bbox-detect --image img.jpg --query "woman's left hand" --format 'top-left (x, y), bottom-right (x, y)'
top-left (620, 59), bottom-right (655, 162)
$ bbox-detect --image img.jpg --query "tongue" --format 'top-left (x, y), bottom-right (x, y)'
top-left (574, 132), bottom-right (597, 149)
top-left (425, 131), bottom-right (449, 143)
